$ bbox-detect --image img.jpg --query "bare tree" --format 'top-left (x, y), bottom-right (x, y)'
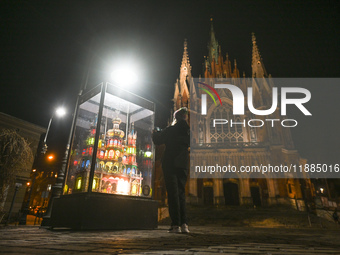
top-left (0, 129), bottom-right (33, 220)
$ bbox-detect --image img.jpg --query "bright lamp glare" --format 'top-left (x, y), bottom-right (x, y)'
top-left (111, 68), bottom-right (138, 86)
top-left (55, 107), bottom-right (66, 117)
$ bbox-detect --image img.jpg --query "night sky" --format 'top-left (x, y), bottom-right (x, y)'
top-left (1, 1), bottom-right (339, 163)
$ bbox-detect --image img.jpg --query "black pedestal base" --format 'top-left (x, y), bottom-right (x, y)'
top-left (50, 193), bottom-right (158, 230)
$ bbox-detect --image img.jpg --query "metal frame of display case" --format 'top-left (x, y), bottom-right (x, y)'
top-left (50, 82), bottom-right (158, 230)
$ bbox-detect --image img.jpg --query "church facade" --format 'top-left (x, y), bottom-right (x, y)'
top-left (170, 20), bottom-right (314, 208)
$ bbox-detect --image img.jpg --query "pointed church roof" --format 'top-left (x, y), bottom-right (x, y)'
top-left (172, 39), bottom-right (192, 111)
top-left (252, 33), bottom-right (268, 78)
top-left (208, 18), bottom-right (219, 64)
top-left (252, 33), bottom-right (272, 104)
top-left (179, 39), bottom-right (191, 98)
top-left (181, 39), bottom-right (190, 67)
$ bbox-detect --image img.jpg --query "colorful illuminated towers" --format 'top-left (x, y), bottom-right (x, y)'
top-left (103, 117), bottom-right (125, 173)
top-left (71, 116), bottom-right (143, 196)
top-left (125, 123), bottom-right (137, 175)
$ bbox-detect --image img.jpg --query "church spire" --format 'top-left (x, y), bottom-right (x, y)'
top-left (252, 33), bottom-right (268, 78)
top-left (173, 39), bottom-right (191, 110)
top-left (181, 39), bottom-right (189, 68)
top-left (252, 33), bottom-right (272, 105)
top-left (208, 18), bottom-right (219, 64)
top-left (179, 39), bottom-right (191, 84)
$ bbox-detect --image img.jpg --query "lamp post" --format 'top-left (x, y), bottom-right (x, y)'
top-left (41, 43), bottom-right (97, 226)
top-left (42, 107), bottom-right (66, 154)
top-left (41, 94), bottom-right (82, 226)
top-left (41, 40), bottom-right (96, 227)
top-left (19, 108), bottom-right (66, 225)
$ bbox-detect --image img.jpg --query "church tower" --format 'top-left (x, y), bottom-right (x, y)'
top-left (204, 19), bottom-right (240, 79)
top-left (208, 18), bottom-right (219, 64)
top-left (173, 39), bottom-right (191, 111)
top-left (252, 33), bottom-right (268, 78)
top-left (168, 21), bottom-right (314, 208)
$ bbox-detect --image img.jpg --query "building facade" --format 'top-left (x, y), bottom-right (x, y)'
top-left (170, 20), bottom-right (314, 209)
top-left (0, 112), bottom-right (46, 220)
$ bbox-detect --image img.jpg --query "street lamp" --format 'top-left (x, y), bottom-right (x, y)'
top-left (111, 67), bottom-right (138, 86)
top-left (42, 103), bottom-right (81, 226)
top-left (42, 107), bottom-right (66, 154)
top-left (111, 68), bottom-right (138, 142)
top-left (20, 107), bottom-right (65, 225)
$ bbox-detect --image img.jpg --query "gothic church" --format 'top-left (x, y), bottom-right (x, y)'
top-left (170, 20), bottom-right (314, 208)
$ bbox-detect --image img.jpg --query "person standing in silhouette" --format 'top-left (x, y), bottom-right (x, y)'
top-left (152, 107), bottom-right (190, 233)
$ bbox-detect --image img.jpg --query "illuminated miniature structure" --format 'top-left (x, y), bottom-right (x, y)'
top-left (50, 82), bottom-right (157, 230)
top-left (68, 117), bottom-right (143, 196)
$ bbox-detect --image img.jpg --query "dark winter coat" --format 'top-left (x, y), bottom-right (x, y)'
top-left (152, 119), bottom-right (190, 170)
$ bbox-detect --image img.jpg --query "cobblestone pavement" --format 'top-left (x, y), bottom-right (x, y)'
top-left (0, 226), bottom-right (339, 254)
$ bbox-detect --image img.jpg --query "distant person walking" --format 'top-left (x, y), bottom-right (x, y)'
top-left (153, 107), bottom-right (190, 233)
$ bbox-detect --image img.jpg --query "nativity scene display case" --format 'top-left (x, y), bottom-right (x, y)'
top-left (64, 83), bottom-right (154, 197)
top-left (50, 82), bottom-right (158, 230)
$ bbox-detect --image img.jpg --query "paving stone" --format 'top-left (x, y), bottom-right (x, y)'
top-left (153, 251), bottom-right (192, 255)
top-left (67, 253), bottom-right (111, 255)
top-left (1, 226), bottom-right (340, 254)
top-left (0, 247), bottom-right (58, 254)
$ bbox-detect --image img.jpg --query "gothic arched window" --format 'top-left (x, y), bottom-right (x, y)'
top-left (209, 105), bottom-right (244, 143)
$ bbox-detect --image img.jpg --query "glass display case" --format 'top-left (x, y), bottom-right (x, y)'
top-left (64, 82), bottom-right (155, 198)
top-left (50, 82), bottom-right (157, 230)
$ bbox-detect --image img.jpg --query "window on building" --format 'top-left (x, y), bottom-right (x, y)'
top-left (209, 105), bottom-right (244, 143)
